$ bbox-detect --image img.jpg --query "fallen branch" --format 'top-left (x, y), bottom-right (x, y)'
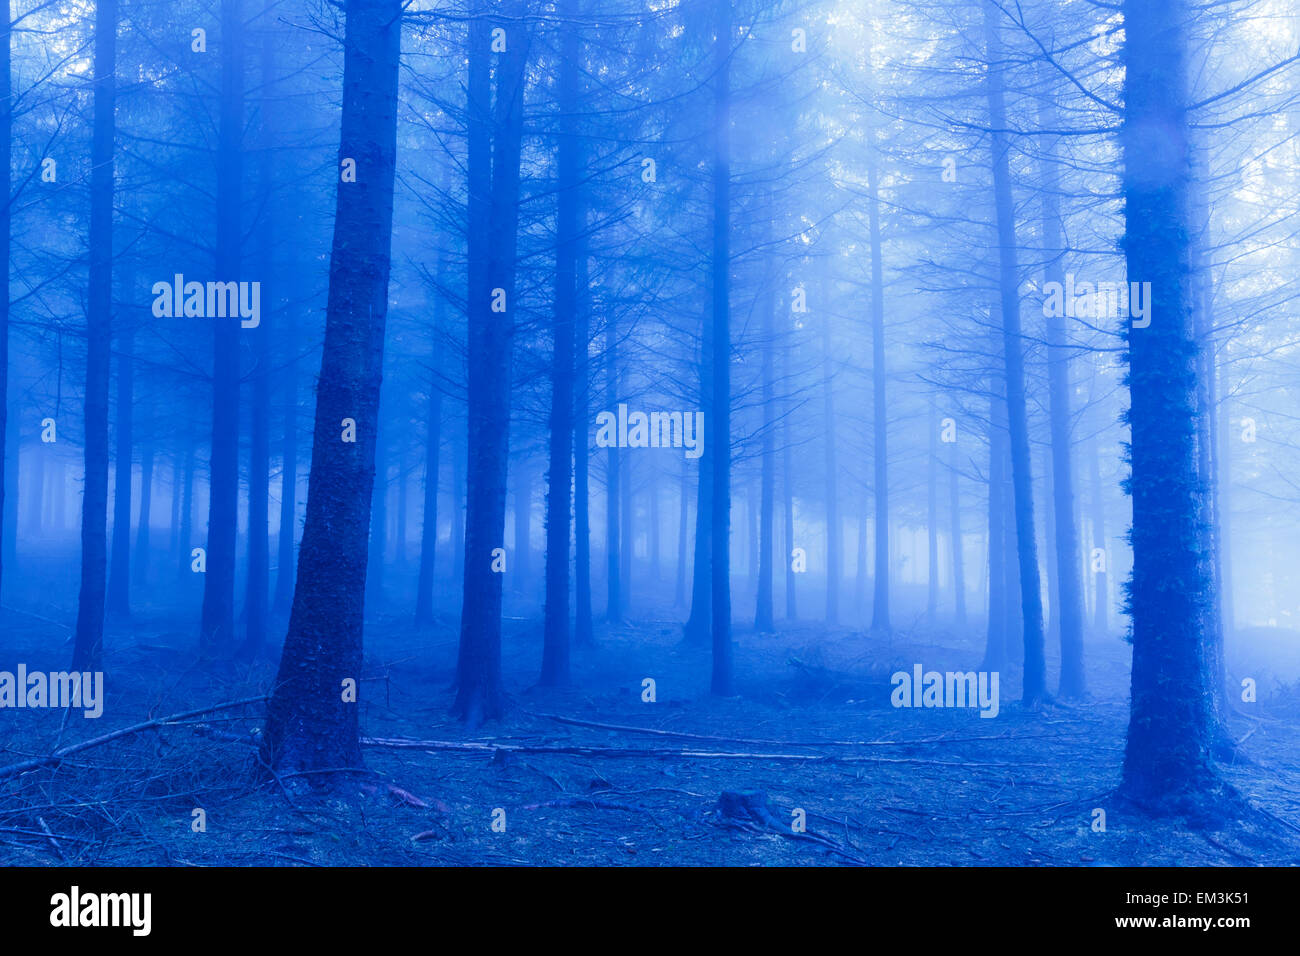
top-left (0, 696), bottom-right (268, 782)
top-left (360, 736), bottom-right (1047, 768)
top-left (531, 711), bottom-right (1067, 749)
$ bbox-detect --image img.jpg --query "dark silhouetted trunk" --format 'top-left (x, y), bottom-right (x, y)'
top-left (72, 0), bottom-right (116, 673)
top-left (264, 0), bottom-right (401, 776)
top-left (709, 0), bottom-right (733, 696)
top-left (107, 325), bottom-right (133, 619)
top-left (1119, 0), bottom-right (1223, 808)
top-left (453, 1), bottom-right (529, 724)
top-left (984, 0), bottom-right (1046, 704)
top-left (541, 0), bottom-right (580, 684)
top-left (199, 0), bottom-right (244, 659)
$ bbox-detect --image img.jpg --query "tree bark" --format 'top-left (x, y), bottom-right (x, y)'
top-left (264, 0), bottom-right (401, 776)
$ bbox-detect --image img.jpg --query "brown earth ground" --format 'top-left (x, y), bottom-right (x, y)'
top-left (2, 603), bottom-right (1298, 866)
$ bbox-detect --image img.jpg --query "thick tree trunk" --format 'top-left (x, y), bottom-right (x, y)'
top-left (1119, 0), bottom-right (1224, 808)
top-left (264, 0), bottom-right (401, 776)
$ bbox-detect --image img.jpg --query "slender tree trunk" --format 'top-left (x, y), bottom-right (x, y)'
top-left (983, 1), bottom-right (1046, 704)
top-left (368, 423), bottom-right (387, 609)
top-left (242, 11), bottom-right (276, 656)
top-left (573, 231), bottom-right (594, 644)
top-left (754, 260), bottom-right (776, 632)
top-left (821, 295), bottom-right (839, 625)
top-left (264, 0), bottom-right (401, 776)
top-left (782, 349), bottom-right (796, 620)
top-left (604, 314), bottom-right (622, 622)
top-left (949, 439), bottom-right (966, 625)
top-left (199, 0), bottom-right (244, 659)
top-left (983, 399), bottom-right (1008, 670)
top-left (541, 1), bottom-right (580, 684)
top-left (179, 432), bottom-right (195, 582)
top-left (684, 300), bottom-right (712, 644)
top-left (926, 404), bottom-right (938, 621)
top-left (72, 0), bottom-right (116, 672)
top-left (675, 464), bottom-right (688, 607)
top-left (453, 1), bottom-right (529, 725)
top-left (866, 138), bottom-right (890, 634)
top-left (133, 436), bottom-right (154, 587)
top-left (1039, 89), bottom-right (1086, 696)
top-left (0, 4), bottom-right (10, 602)
top-left (415, 256), bottom-right (445, 627)
top-left (274, 301), bottom-right (299, 614)
top-left (709, 0), bottom-right (734, 695)
top-left (107, 325), bottom-right (133, 619)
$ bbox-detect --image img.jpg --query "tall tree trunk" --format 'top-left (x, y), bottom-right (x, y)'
top-left (983, 1), bottom-right (1046, 704)
top-left (179, 432), bottom-right (195, 582)
top-left (541, 1), bottom-right (580, 684)
top-left (133, 435), bottom-right (153, 587)
top-left (107, 325), bottom-right (133, 619)
top-left (926, 403), bottom-right (938, 621)
top-left (513, 459), bottom-right (531, 593)
top-left (604, 314), bottom-right (622, 622)
top-left (72, 0), bottom-right (116, 672)
top-left (453, 1), bottom-right (529, 724)
top-left (820, 292), bottom-right (839, 625)
top-left (0, 3), bottom-right (10, 602)
top-left (199, 0), bottom-right (244, 659)
top-left (452, 440), bottom-right (465, 585)
top-left (674, 463), bottom-right (688, 607)
top-left (274, 302), bottom-right (299, 614)
top-left (242, 9), bottom-right (277, 656)
top-left (367, 423), bottom-right (387, 609)
top-left (573, 226), bottom-right (594, 644)
top-left (983, 399), bottom-right (1008, 670)
top-left (264, 0), bottom-right (401, 776)
top-left (1039, 88), bottom-right (1086, 697)
top-left (866, 136), bottom-right (890, 634)
top-left (1119, 0), bottom-right (1224, 808)
top-left (754, 256), bottom-right (776, 633)
top-left (619, 427), bottom-right (632, 610)
top-left (709, 0), bottom-right (734, 696)
top-left (782, 343), bottom-right (796, 620)
top-left (949, 439), bottom-right (966, 625)
top-left (415, 256), bottom-right (445, 627)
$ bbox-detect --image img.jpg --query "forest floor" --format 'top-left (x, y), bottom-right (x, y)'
top-left (2, 599), bottom-right (1300, 866)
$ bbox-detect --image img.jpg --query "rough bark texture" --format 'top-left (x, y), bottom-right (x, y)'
top-left (263, 0), bottom-right (401, 776)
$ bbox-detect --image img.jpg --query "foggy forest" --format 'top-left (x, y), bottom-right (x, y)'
top-left (1, 0), bottom-right (1299, 869)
